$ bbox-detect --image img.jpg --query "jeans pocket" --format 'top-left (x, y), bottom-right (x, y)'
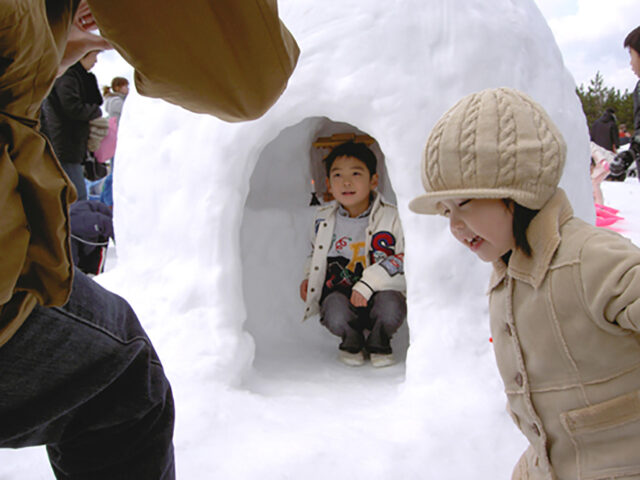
top-left (560, 389), bottom-right (640, 479)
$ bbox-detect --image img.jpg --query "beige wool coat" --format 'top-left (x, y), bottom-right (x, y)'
top-left (0, 0), bottom-right (299, 348)
top-left (489, 189), bottom-right (640, 480)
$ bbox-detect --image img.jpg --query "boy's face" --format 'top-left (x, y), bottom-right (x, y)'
top-left (327, 155), bottom-right (378, 218)
top-left (438, 198), bottom-right (515, 263)
top-left (630, 48), bottom-right (640, 79)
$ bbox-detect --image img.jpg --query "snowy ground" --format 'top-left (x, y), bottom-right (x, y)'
top-left (1, 179), bottom-right (638, 480)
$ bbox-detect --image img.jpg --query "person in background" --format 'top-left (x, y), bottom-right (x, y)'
top-left (103, 76), bottom-right (129, 121)
top-left (300, 141), bottom-right (406, 368)
top-left (590, 107), bottom-right (619, 154)
top-left (410, 87), bottom-right (640, 480)
top-left (0, 0), bottom-right (299, 478)
top-left (42, 49), bottom-right (104, 201)
top-left (619, 123), bottom-right (632, 145)
top-left (624, 26), bottom-right (640, 172)
top-left (98, 77), bottom-right (130, 207)
top-left (609, 26), bottom-right (640, 182)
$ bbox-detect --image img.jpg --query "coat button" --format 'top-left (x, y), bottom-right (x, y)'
top-left (515, 372), bottom-right (524, 387)
top-left (314, 266), bottom-right (319, 270)
top-left (532, 423), bottom-right (541, 436)
top-left (505, 323), bottom-right (512, 336)
top-left (323, 222), bottom-right (328, 227)
top-left (319, 245), bottom-right (323, 249)
top-left (310, 288), bottom-right (315, 293)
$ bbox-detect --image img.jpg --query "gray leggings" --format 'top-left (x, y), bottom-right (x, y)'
top-left (320, 290), bottom-right (406, 354)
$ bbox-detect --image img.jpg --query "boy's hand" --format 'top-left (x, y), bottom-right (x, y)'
top-left (299, 279), bottom-right (309, 302)
top-left (350, 290), bottom-right (368, 307)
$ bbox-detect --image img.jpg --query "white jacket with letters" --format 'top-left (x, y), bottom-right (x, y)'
top-left (302, 193), bottom-right (405, 320)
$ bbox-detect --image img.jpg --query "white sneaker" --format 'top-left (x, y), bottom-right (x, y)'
top-left (370, 352), bottom-right (395, 368)
top-left (339, 350), bottom-right (365, 366)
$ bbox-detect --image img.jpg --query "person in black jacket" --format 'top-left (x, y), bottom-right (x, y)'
top-left (41, 50), bottom-right (103, 200)
top-left (590, 107), bottom-right (619, 153)
top-left (625, 27), bottom-right (640, 147)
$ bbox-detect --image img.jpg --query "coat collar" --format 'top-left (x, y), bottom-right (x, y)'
top-left (327, 190), bottom-right (384, 217)
top-left (489, 189), bottom-right (574, 291)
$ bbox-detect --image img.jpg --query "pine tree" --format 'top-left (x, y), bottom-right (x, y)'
top-left (576, 71), bottom-right (634, 133)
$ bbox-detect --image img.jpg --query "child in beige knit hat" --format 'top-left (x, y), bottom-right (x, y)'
top-left (410, 87), bottom-right (640, 479)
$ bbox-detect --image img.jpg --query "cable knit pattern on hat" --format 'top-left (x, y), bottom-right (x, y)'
top-left (409, 87), bottom-right (567, 215)
top-left (460, 95), bottom-right (481, 186)
top-left (496, 91), bottom-right (517, 187)
top-left (527, 95), bottom-right (563, 196)
top-left (425, 109), bottom-right (448, 192)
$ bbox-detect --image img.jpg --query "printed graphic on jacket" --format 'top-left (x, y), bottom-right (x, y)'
top-left (370, 231), bottom-right (404, 276)
top-left (322, 256), bottom-right (365, 299)
top-left (322, 232), bottom-right (366, 299)
top-left (379, 253), bottom-right (404, 276)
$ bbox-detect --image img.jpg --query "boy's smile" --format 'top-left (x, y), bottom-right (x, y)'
top-left (438, 198), bottom-right (515, 263)
top-left (327, 155), bottom-right (379, 217)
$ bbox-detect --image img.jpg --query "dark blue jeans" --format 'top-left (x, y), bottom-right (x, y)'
top-left (0, 270), bottom-right (175, 479)
top-left (60, 162), bottom-right (87, 201)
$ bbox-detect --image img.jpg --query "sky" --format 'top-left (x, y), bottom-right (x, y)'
top-left (534, 0), bottom-right (638, 92)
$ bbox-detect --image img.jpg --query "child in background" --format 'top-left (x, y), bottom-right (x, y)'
top-left (409, 88), bottom-right (640, 479)
top-left (98, 77), bottom-right (129, 207)
top-left (103, 76), bottom-right (129, 121)
top-left (300, 141), bottom-right (406, 367)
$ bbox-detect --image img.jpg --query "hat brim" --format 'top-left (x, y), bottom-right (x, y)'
top-left (409, 188), bottom-right (533, 215)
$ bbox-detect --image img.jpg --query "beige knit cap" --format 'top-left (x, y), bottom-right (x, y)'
top-left (409, 87), bottom-right (566, 215)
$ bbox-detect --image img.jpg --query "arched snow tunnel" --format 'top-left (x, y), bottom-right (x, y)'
top-left (240, 116), bottom-right (409, 386)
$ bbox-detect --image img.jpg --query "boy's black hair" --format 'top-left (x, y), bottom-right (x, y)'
top-left (323, 141), bottom-right (377, 177)
top-left (624, 26), bottom-right (640, 54)
top-left (502, 200), bottom-right (538, 258)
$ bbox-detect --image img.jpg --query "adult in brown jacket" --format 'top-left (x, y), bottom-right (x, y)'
top-left (0, 0), bottom-right (298, 478)
top-left (410, 88), bottom-right (640, 479)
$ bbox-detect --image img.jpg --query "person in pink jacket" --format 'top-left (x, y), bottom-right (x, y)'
top-left (410, 87), bottom-right (640, 479)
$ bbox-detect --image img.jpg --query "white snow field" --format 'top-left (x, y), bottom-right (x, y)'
top-left (4, 0), bottom-right (639, 479)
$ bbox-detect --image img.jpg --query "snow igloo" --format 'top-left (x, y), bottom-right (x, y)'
top-left (90, 0), bottom-right (594, 478)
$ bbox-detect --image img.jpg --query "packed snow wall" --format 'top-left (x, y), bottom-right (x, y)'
top-left (240, 117), bottom-right (409, 371)
top-left (95, 0), bottom-right (593, 457)
top-left (101, 0), bottom-right (592, 384)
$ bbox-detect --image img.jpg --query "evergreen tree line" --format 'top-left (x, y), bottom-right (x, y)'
top-left (576, 71), bottom-right (635, 133)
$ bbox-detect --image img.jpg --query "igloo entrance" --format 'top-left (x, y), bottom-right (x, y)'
top-left (240, 117), bottom-right (409, 391)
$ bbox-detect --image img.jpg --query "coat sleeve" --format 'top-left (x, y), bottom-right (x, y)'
top-left (579, 231), bottom-right (640, 332)
top-left (88, 0), bottom-right (300, 122)
top-left (302, 221), bottom-right (314, 279)
top-left (352, 208), bottom-right (406, 301)
top-left (53, 74), bottom-right (102, 122)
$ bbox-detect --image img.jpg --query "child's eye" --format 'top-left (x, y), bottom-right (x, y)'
top-left (442, 208), bottom-right (450, 217)
top-left (458, 199), bottom-right (472, 207)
